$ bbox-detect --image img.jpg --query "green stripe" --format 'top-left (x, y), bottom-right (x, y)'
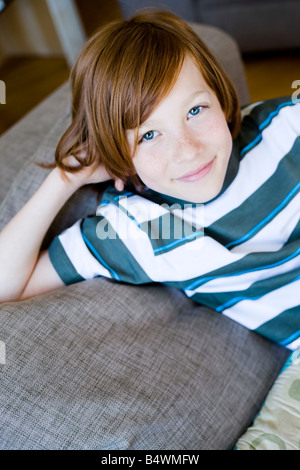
top-left (217, 264), bottom-right (300, 312)
top-left (238, 114), bottom-right (261, 159)
top-left (100, 185), bottom-right (135, 204)
top-left (48, 237), bottom-right (85, 285)
top-left (176, 219), bottom-right (300, 293)
top-left (183, 239), bottom-right (300, 291)
top-left (186, 265), bottom-right (300, 315)
top-left (248, 96), bottom-right (294, 129)
top-left (206, 137), bottom-right (300, 248)
top-left (286, 217), bottom-right (300, 244)
top-left (81, 216), bottom-right (153, 285)
top-left (255, 304), bottom-right (300, 344)
top-left (139, 212), bottom-right (204, 255)
top-left (238, 96), bottom-right (295, 160)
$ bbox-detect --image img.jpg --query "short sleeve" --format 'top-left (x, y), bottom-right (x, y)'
top-left (48, 187), bottom-right (154, 286)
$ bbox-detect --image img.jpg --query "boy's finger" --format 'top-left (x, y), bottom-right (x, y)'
top-left (114, 179), bottom-right (125, 191)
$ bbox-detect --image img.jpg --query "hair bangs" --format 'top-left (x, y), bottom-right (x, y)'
top-left (117, 24), bottom-right (186, 136)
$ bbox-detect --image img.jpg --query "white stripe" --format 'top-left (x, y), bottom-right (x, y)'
top-left (285, 338), bottom-right (300, 351)
top-left (222, 278), bottom-right (300, 330)
top-left (119, 195), bottom-right (205, 233)
top-left (119, 194), bottom-right (168, 224)
top-left (58, 220), bottom-right (111, 279)
top-left (204, 103), bottom-right (300, 226)
top-left (186, 250), bottom-right (300, 295)
top-left (172, 205), bottom-right (205, 231)
top-left (240, 100), bottom-right (263, 118)
top-left (101, 204), bottom-right (244, 282)
top-left (230, 190), bottom-right (300, 254)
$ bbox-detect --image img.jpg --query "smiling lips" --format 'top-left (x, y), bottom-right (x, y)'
top-left (174, 158), bottom-right (215, 182)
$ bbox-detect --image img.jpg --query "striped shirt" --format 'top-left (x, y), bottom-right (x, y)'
top-left (49, 96), bottom-right (300, 350)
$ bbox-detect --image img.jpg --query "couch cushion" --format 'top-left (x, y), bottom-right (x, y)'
top-left (235, 349), bottom-right (300, 450)
top-left (0, 279), bottom-right (289, 450)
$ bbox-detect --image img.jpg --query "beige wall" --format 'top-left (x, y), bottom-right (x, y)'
top-left (0, 0), bottom-right (64, 64)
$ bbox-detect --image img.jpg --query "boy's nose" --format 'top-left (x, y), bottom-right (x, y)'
top-left (172, 129), bottom-right (202, 164)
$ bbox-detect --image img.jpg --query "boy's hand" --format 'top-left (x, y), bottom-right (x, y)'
top-left (61, 154), bottom-right (125, 191)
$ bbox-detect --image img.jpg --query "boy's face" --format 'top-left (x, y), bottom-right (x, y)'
top-left (127, 55), bottom-right (233, 203)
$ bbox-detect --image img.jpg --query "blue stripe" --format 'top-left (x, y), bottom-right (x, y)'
top-left (97, 198), bottom-right (140, 228)
top-left (216, 295), bottom-right (260, 312)
top-left (98, 192), bottom-right (134, 206)
top-left (258, 101), bottom-right (294, 131)
top-left (186, 246), bottom-right (300, 291)
top-left (119, 205), bottom-right (140, 226)
top-left (81, 232), bottom-right (121, 281)
top-left (98, 199), bottom-right (110, 206)
top-left (226, 182), bottom-right (300, 249)
top-left (153, 230), bottom-right (203, 253)
top-left (114, 192), bottom-right (145, 227)
top-left (240, 100), bottom-right (294, 157)
top-left (280, 329), bottom-right (300, 346)
top-left (240, 134), bottom-right (262, 157)
top-left (217, 273), bottom-right (300, 313)
top-left (113, 192), bottom-right (134, 200)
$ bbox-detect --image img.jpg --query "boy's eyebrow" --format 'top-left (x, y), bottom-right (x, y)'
top-left (137, 90), bottom-right (210, 132)
top-left (182, 90), bottom-right (212, 108)
top-left (187, 90), bottom-right (210, 101)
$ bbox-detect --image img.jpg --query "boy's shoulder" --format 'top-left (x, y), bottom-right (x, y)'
top-left (98, 184), bottom-right (190, 210)
top-left (97, 185), bottom-right (164, 217)
top-left (241, 95), bottom-right (299, 129)
top-left (237, 95), bottom-right (300, 156)
top-left (98, 185), bottom-right (136, 207)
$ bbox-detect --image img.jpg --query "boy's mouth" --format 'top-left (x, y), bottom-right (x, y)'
top-left (174, 157), bottom-right (215, 182)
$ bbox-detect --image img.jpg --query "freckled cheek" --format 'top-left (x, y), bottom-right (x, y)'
top-left (133, 152), bottom-right (168, 183)
top-left (207, 118), bottom-right (232, 153)
top-left (222, 126), bottom-right (233, 156)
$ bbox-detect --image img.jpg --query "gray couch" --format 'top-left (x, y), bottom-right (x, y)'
top-left (0, 23), bottom-right (289, 450)
top-left (119, 0), bottom-right (300, 52)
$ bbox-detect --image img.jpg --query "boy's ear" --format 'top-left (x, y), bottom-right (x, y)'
top-left (114, 178), bottom-right (125, 192)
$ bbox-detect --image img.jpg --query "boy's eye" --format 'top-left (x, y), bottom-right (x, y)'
top-left (140, 130), bottom-right (159, 142)
top-left (187, 105), bottom-right (203, 118)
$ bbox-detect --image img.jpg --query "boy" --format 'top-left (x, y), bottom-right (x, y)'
top-left (0, 11), bottom-right (299, 349)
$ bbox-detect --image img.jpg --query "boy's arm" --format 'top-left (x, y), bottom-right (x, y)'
top-left (20, 249), bottom-right (65, 300)
top-left (0, 162), bottom-right (121, 303)
top-left (0, 168), bottom-right (79, 303)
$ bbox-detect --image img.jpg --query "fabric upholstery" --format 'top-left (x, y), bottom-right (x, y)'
top-left (0, 279), bottom-right (289, 449)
